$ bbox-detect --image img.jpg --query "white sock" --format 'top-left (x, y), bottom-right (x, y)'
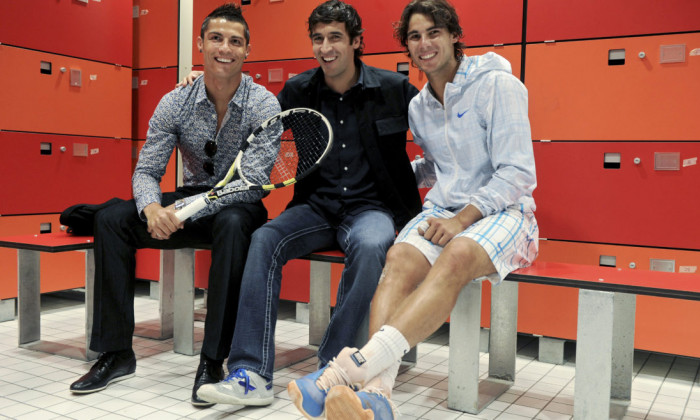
top-left (355, 325), bottom-right (410, 383)
top-left (363, 360), bottom-right (400, 397)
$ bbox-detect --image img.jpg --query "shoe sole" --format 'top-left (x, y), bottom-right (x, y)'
top-left (326, 386), bottom-right (374, 420)
top-left (70, 372), bottom-right (135, 394)
top-left (287, 381), bottom-right (325, 420)
top-left (196, 387), bottom-right (273, 406)
top-left (191, 397), bottom-right (216, 408)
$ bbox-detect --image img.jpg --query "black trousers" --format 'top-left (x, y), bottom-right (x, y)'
top-left (89, 186), bottom-right (267, 361)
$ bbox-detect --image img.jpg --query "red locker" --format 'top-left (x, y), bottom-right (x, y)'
top-left (0, 132), bottom-right (133, 216)
top-left (133, 0), bottom-right (179, 69)
top-left (526, 34), bottom-right (700, 141)
top-left (0, 215), bottom-right (85, 300)
top-left (527, 0), bottom-right (700, 42)
top-left (193, 0), bottom-right (317, 65)
top-left (0, 46), bottom-right (132, 139)
top-left (132, 68), bottom-right (179, 140)
top-left (242, 59), bottom-right (318, 96)
top-left (0, 0), bottom-right (132, 66)
top-left (131, 141), bottom-right (178, 194)
top-left (533, 141), bottom-right (700, 249)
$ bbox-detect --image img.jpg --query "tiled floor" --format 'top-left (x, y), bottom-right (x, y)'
top-left (1, 286), bottom-right (700, 419)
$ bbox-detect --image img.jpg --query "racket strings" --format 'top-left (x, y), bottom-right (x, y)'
top-left (268, 113), bottom-right (329, 184)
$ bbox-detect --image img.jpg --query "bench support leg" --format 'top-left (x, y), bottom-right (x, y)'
top-left (0, 298), bottom-right (14, 322)
top-left (134, 250), bottom-right (175, 340)
top-left (84, 249), bottom-right (99, 361)
top-left (174, 248), bottom-right (198, 356)
top-left (309, 260), bottom-right (331, 346)
top-left (575, 289), bottom-right (632, 419)
top-left (538, 336), bottom-right (566, 365)
top-left (17, 249), bottom-right (41, 346)
top-left (448, 281), bottom-right (516, 414)
top-left (611, 293), bottom-right (635, 402)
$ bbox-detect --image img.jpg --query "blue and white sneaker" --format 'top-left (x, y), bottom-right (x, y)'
top-left (325, 385), bottom-right (399, 420)
top-left (287, 361), bottom-right (359, 419)
top-left (196, 368), bottom-right (273, 406)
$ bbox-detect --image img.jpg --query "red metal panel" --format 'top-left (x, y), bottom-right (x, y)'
top-left (133, 0), bottom-right (179, 69)
top-left (135, 249), bottom-right (160, 282)
top-left (0, 132), bottom-right (133, 216)
top-left (526, 34), bottom-right (700, 141)
top-left (0, 0), bottom-right (132, 66)
top-left (0, 46), bottom-right (132, 139)
top-left (132, 68), bottom-right (179, 140)
top-left (527, 0), bottom-right (700, 42)
top-left (533, 141), bottom-right (700, 249)
top-left (242, 59), bottom-right (318, 96)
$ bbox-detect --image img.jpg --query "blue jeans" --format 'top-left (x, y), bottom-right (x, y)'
top-left (227, 204), bottom-right (396, 380)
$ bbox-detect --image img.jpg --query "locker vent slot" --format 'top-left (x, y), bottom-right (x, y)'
top-left (40, 61), bottom-right (52, 75)
top-left (73, 143), bottom-right (89, 157)
top-left (654, 152), bottom-right (680, 171)
top-left (397, 62), bottom-right (410, 76)
top-left (40, 142), bottom-right (52, 155)
top-left (40, 223), bottom-right (52, 234)
top-left (650, 259), bottom-right (675, 273)
top-left (599, 255), bottom-right (617, 267)
top-left (603, 152), bottom-right (621, 169)
top-left (660, 44), bottom-right (686, 64)
top-left (268, 68), bottom-right (283, 83)
top-left (608, 49), bottom-right (625, 66)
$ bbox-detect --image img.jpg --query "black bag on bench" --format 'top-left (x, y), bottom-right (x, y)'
top-left (59, 198), bottom-right (125, 236)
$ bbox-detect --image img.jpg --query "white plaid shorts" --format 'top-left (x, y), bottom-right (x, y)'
top-left (395, 201), bottom-right (539, 284)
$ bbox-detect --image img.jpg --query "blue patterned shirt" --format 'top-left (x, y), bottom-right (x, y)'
top-left (133, 74), bottom-right (281, 220)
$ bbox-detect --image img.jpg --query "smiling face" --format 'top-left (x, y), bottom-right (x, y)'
top-left (406, 13), bottom-right (459, 80)
top-left (311, 21), bottom-right (360, 85)
top-left (197, 18), bottom-right (250, 82)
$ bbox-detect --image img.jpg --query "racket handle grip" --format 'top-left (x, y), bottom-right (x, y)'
top-left (175, 196), bottom-right (208, 222)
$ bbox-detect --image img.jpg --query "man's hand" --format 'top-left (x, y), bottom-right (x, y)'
top-left (418, 217), bottom-right (464, 246)
top-left (418, 205), bottom-right (483, 246)
top-left (143, 203), bottom-right (184, 240)
top-left (176, 71), bottom-right (204, 87)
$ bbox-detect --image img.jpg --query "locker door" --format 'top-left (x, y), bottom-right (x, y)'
top-left (242, 59), bottom-right (318, 96)
top-left (133, 0), bottom-right (179, 69)
top-left (527, 0), bottom-right (700, 42)
top-left (0, 0), bottom-right (132, 66)
top-left (0, 132), bottom-right (133, 215)
top-left (132, 68), bottom-right (179, 140)
top-left (193, 0), bottom-right (318, 65)
top-left (0, 46), bottom-right (132, 139)
top-left (533, 141), bottom-right (700, 249)
top-left (526, 34), bottom-right (700, 141)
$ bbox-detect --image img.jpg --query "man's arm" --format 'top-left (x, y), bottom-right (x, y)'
top-left (133, 90), bottom-right (183, 239)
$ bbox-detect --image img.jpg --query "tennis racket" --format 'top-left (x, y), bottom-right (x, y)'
top-left (175, 107), bottom-right (333, 221)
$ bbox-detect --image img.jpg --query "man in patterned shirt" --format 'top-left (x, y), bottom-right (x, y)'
top-left (69, 4), bottom-right (281, 408)
top-left (287, 1), bottom-right (539, 418)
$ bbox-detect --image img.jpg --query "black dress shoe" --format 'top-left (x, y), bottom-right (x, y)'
top-left (70, 349), bottom-right (136, 394)
top-left (192, 356), bottom-right (224, 407)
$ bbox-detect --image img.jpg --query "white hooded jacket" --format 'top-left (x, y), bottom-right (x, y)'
top-left (410, 52), bottom-right (537, 216)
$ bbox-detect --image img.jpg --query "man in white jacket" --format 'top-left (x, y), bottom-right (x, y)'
top-left (288, 0), bottom-right (539, 418)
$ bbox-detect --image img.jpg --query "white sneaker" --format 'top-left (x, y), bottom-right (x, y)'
top-left (197, 368), bottom-right (274, 406)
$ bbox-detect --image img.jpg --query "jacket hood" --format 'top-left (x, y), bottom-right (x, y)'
top-left (453, 52), bottom-right (513, 87)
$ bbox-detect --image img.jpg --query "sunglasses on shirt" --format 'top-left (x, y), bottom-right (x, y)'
top-left (203, 140), bottom-right (217, 175)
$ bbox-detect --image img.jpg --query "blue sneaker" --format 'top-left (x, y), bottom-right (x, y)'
top-left (326, 386), bottom-right (398, 420)
top-left (196, 368), bottom-right (273, 406)
top-left (288, 361), bottom-right (358, 419)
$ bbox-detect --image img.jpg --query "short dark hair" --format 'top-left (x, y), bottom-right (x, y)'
top-left (307, 0), bottom-right (365, 58)
top-left (394, 0), bottom-right (465, 61)
top-left (201, 3), bottom-right (250, 45)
